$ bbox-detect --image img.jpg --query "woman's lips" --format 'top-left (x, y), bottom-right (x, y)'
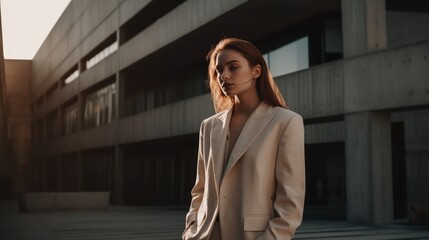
top-left (222, 83), bottom-right (232, 89)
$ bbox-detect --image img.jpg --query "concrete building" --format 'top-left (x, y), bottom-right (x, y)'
top-left (0, 10), bottom-right (13, 200)
top-left (4, 0), bottom-right (429, 225)
top-left (3, 60), bottom-right (32, 198)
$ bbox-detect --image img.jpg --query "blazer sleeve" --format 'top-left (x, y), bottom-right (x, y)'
top-left (258, 114), bottom-right (306, 240)
top-left (183, 120), bottom-right (206, 235)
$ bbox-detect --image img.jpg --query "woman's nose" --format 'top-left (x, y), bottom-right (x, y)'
top-left (221, 71), bottom-right (230, 81)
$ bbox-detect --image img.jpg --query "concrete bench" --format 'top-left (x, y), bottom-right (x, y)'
top-left (20, 192), bottom-right (110, 212)
top-left (410, 204), bottom-right (429, 225)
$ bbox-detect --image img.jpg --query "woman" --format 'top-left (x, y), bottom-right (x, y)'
top-left (183, 38), bottom-right (305, 240)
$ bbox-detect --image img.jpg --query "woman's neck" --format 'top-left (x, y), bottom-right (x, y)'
top-left (233, 90), bottom-right (261, 117)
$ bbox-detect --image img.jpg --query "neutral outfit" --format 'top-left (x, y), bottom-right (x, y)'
top-left (182, 101), bottom-right (305, 240)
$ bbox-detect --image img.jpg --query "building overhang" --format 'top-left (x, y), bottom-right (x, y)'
top-left (124, 0), bottom-right (340, 79)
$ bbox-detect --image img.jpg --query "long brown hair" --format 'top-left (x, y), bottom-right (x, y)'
top-left (207, 38), bottom-right (287, 113)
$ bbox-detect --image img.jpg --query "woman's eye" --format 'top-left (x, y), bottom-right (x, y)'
top-left (229, 65), bottom-right (238, 71)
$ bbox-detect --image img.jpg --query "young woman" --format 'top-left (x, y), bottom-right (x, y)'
top-left (183, 38), bottom-right (305, 240)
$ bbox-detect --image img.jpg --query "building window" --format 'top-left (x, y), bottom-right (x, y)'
top-left (63, 101), bottom-right (78, 136)
top-left (120, 0), bottom-right (186, 44)
top-left (123, 65), bottom-right (206, 116)
top-left (324, 19), bottom-right (343, 62)
top-left (83, 82), bottom-right (116, 129)
top-left (82, 33), bottom-right (118, 71)
top-left (86, 41), bottom-right (118, 70)
top-left (265, 37), bottom-right (309, 78)
top-left (62, 65), bottom-right (79, 86)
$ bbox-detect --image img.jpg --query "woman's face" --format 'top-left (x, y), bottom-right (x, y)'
top-left (215, 49), bottom-right (259, 97)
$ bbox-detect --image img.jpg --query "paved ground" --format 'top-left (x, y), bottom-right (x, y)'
top-left (1, 201), bottom-right (428, 240)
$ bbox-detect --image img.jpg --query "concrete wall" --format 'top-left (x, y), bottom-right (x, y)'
top-left (275, 39), bottom-right (429, 118)
top-left (387, 11), bottom-right (429, 48)
top-left (31, 0), bottom-right (248, 107)
top-left (33, 39), bottom-right (429, 157)
top-left (35, 94), bottom-right (214, 158)
top-left (26, 0), bottom-right (429, 225)
top-left (0, 37), bottom-right (8, 178)
top-left (21, 192), bottom-right (110, 212)
top-left (0, 17), bottom-right (12, 199)
top-left (4, 60), bottom-right (32, 196)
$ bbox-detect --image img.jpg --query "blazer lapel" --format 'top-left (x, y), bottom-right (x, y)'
top-left (210, 109), bottom-right (232, 189)
top-left (222, 101), bottom-right (273, 180)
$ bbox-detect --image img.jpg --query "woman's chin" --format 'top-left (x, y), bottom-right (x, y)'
top-left (222, 90), bottom-right (234, 96)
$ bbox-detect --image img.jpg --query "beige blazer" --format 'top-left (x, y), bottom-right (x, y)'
top-left (183, 101), bottom-right (305, 240)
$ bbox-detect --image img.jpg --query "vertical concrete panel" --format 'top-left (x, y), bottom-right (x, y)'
top-left (365, 0), bottom-right (387, 52)
top-left (345, 112), bottom-right (371, 222)
top-left (77, 151), bottom-right (83, 191)
top-left (341, 0), bottom-right (368, 58)
top-left (4, 60), bottom-right (32, 196)
top-left (113, 145), bottom-right (124, 204)
top-left (345, 111), bottom-right (393, 225)
top-left (370, 112), bottom-right (393, 224)
top-left (311, 62), bottom-right (344, 116)
top-left (341, 0), bottom-right (387, 58)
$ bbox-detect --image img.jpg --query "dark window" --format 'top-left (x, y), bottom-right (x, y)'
top-left (122, 64), bottom-right (206, 117)
top-left (62, 98), bottom-right (78, 136)
top-left (83, 80), bottom-right (116, 129)
top-left (81, 33), bottom-right (117, 71)
top-left (120, 0), bottom-right (186, 44)
top-left (61, 64), bottom-right (79, 87)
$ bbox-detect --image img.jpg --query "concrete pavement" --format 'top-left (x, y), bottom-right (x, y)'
top-left (1, 201), bottom-right (428, 240)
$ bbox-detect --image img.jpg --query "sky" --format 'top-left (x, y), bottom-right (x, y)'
top-left (1, 0), bottom-right (71, 59)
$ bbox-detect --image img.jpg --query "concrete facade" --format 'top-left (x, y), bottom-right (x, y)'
top-left (0, 11), bottom-right (13, 200)
top-left (20, 192), bottom-right (110, 212)
top-left (4, 0), bottom-right (428, 225)
top-left (4, 60), bottom-right (32, 197)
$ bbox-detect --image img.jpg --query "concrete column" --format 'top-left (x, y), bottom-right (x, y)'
top-left (345, 111), bottom-right (394, 225)
top-left (341, 0), bottom-right (387, 58)
top-left (114, 71), bottom-right (124, 204)
top-left (42, 116), bottom-right (47, 145)
top-left (76, 151), bottom-right (83, 191)
top-left (58, 107), bottom-right (63, 137)
top-left (113, 145), bottom-right (124, 204)
top-left (41, 158), bottom-right (48, 191)
top-left (117, 72), bottom-right (125, 118)
top-left (56, 156), bottom-right (62, 191)
top-left (77, 93), bottom-right (83, 132)
top-left (56, 108), bottom-right (61, 140)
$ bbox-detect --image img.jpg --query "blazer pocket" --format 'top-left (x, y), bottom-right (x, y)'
top-left (244, 215), bottom-right (271, 232)
top-left (197, 210), bottom-right (206, 226)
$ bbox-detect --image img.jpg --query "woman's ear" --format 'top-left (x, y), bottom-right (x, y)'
top-left (252, 64), bottom-right (262, 79)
